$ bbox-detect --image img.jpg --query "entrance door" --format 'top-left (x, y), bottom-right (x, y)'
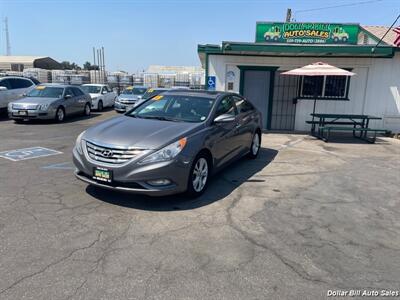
top-left (242, 70), bottom-right (271, 129)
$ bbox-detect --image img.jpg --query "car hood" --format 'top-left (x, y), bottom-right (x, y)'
top-left (84, 115), bottom-right (202, 150)
top-left (89, 93), bottom-right (101, 98)
top-left (11, 97), bottom-right (58, 105)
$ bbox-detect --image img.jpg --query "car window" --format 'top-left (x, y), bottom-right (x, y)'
top-left (102, 86), bottom-right (109, 93)
top-left (128, 95), bottom-right (215, 123)
top-left (65, 88), bottom-right (75, 97)
top-left (8, 78), bottom-right (33, 89)
top-left (215, 96), bottom-right (237, 117)
top-left (233, 96), bottom-right (254, 114)
top-left (0, 79), bottom-right (12, 89)
top-left (72, 87), bottom-right (84, 96)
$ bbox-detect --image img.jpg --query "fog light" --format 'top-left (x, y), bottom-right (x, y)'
top-left (147, 179), bottom-right (171, 186)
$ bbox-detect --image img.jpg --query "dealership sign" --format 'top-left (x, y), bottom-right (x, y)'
top-left (256, 22), bottom-right (359, 44)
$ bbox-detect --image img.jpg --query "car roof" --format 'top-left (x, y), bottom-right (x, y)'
top-left (163, 89), bottom-right (233, 99)
top-left (0, 76), bottom-right (34, 81)
top-left (38, 83), bottom-right (77, 88)
top-left (82, 84), bottom-right (106, 87)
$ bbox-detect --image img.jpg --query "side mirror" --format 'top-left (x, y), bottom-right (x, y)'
top-left (0, 86), bottom-right (7, 92)
top-left (102, 90), bottom-right (107, 94)
top-left (64, 94), bottom-right (72, 99)
top-left (214, 114), bottom-right (235, 123)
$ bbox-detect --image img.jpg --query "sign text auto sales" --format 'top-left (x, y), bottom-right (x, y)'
top-left (283, 23), bottom-right (330, 40)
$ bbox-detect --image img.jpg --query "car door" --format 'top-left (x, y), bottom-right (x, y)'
top-left (102, 86), bottom-right (111, 106)
top-left (71, 87), bottom-right (87, 113)
top-left (210, 96), bottom-right (241, 169)
top-left (0, 79), bottom-right (13, 109)
top-left (233, 96), bottom-right (257, 152)
top-left (63, 88), bottom-right (76, 115)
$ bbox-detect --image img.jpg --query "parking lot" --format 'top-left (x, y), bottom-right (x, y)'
top-left (0, 109), bottom-right (399, 299)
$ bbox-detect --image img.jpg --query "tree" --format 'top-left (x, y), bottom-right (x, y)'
top-left (60, 61), bottom-right (81, 70)
top-left (83, 61), bottom-right (99, 70)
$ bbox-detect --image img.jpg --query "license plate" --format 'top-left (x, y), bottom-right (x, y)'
top-left (18, 110), bottom-right (28, 116)
top-left (93, 167), bottom-right (113, 183)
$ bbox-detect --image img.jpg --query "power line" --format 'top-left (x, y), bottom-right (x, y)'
top-left (295, 0), bottom-right (384, 14)
top-left (374, 13), bottom-right (400, 49)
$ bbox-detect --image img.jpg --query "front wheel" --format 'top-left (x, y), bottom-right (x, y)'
top-left (84, 103), bottom-right (91, 116)
top-left (248, 132), bottom-right (261, 159)
top-left (187, 154), bottom-right (210, 197)
top-left (55, 107), bottom-right (65, 122)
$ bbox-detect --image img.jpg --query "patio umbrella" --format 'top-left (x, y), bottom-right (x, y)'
top-left (281, 62), bottom-right (356, 123)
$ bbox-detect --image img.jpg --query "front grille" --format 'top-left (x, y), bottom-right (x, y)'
top-left (85, 141), bottom-right (143, 165)
top-left (12, 103), bottom-right (38, 110)
top-left (119, 99), bottom-right (136, 104)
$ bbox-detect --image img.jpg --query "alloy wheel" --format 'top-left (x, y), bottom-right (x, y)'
top-left (192, 157), bottom-right (208, 192)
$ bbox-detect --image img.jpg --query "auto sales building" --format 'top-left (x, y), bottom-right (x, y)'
top-left (198, 22), bottom-right (400, 132)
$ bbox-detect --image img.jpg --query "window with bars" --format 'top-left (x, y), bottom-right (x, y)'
top-left (298, 75), bottom-right (350, 99)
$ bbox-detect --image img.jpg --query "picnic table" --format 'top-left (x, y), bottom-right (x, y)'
top-left (306, 113), bottom-right (386, 143)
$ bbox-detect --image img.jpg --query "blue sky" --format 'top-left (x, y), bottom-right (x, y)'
top-left (0, 0), bottom-right (398, 72)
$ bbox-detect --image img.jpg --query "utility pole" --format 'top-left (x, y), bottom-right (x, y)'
top-left (4, 17), bottom-right (11, 55)
top-left (285, 8), bottom-right (292, 22)
top-left (101, 46), bottom-right (106, 83)
top-left (93, 47), bottom-right (97, 83)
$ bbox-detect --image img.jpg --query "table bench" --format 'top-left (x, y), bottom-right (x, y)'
top-left (319, 126), bottom-right (388, 143)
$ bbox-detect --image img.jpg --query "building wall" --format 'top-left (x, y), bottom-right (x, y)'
top-left (207, 53), bottom-right (400, 132)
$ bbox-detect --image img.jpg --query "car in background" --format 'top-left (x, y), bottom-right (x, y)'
top-left (8, 84), bottom-right (92, 123)
top-left (81, 84), bottom-right (117, 111)
top-left (0, 76), bottom-right (36, 112)
top-left (136, 87), bottom-right (170, 106)
top-left (73, 90), bottom-right (262, 197)
top-left (114, 85), bottom-right (147, 113)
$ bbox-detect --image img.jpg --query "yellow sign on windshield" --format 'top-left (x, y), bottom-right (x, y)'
top-left (36, 86), bottom-right (46, 90)
top-left (153, 95), bottom-right (163, 101)
top-left (147, 89), bottom-right (154, 93)
top-left (126, 86), bottom-right (133, 90)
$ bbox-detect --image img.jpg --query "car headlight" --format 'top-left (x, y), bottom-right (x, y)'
top-left (38, 103), bottom-right (50, 111)
top-left (138, 137), bottom-right (187, 165)
top-left (75, 131), bottom-right (86, 155)
top-left (8, 103), bottom-right (13, 111)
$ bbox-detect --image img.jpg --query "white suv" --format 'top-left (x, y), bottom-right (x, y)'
top-left (0, 77), bottom-right (36, 110)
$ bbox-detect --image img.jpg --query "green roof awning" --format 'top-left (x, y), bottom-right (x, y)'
top-left (198, 41), bottom-right (395, 66)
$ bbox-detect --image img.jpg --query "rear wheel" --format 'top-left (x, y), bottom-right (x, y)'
top-left (248, 131), bottom-right (261, 159)
top-left (187, 154), bottom-right (210, 197)
top-left (97, 100), bottom-right (103, 111)
top-left (84, 103), bottom-right (91, 116)
top-left (55, 107), bottom-right (65, 122)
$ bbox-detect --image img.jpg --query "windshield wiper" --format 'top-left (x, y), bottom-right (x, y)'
top-left (139, 116), bottom-right (180, 122)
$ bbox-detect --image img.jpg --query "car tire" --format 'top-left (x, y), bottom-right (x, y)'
top-left (98, 100), bottom-right (103, 111)
top-left (84, 103), bottom-right (91, 116)
top-left (248, 131), bottom-right (261, 159)
top-left (55, 107), bottom-right (65, 123)
top-left (187, 153), bottom-right (210, 198)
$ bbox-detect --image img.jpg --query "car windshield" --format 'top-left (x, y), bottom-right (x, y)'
top-left (127, 95), bottom-right (215, 123)
top-left (142, 89), bottom-right (164, 99)
top-left (27, 86), bottom-right (64, 98)
top-left (121, 87), bottom-right (147, 95)
top-left (81, 85), bottom-right (101, 94)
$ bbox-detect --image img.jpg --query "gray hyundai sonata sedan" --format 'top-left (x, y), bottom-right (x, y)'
top-left (73, 90), bottom-right (262, 197)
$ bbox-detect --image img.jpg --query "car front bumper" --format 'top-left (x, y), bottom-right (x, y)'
top-left (114, 101), bottom-right (136, 112)
top-left (8, 108), bottom-right (56, 120)
top-left (72, 146), bottom-right (192, 196)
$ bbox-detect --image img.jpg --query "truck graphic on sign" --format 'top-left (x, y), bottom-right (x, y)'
top-left (264, 26), bottom-right (281, 41)
top-left (332, 26), bottom-right (349, 42)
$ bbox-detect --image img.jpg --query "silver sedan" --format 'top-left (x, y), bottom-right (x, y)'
top-left (8, 84), bottom-right (92, 122)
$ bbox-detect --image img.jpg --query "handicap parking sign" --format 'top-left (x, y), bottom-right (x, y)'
top-left (0, 147), bottom-right (62, 161)
top-left (207, 76), bottom-right (216, 91)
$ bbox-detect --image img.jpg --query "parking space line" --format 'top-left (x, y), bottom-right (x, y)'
top-left (41, 162), bottom-right (75, 170)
